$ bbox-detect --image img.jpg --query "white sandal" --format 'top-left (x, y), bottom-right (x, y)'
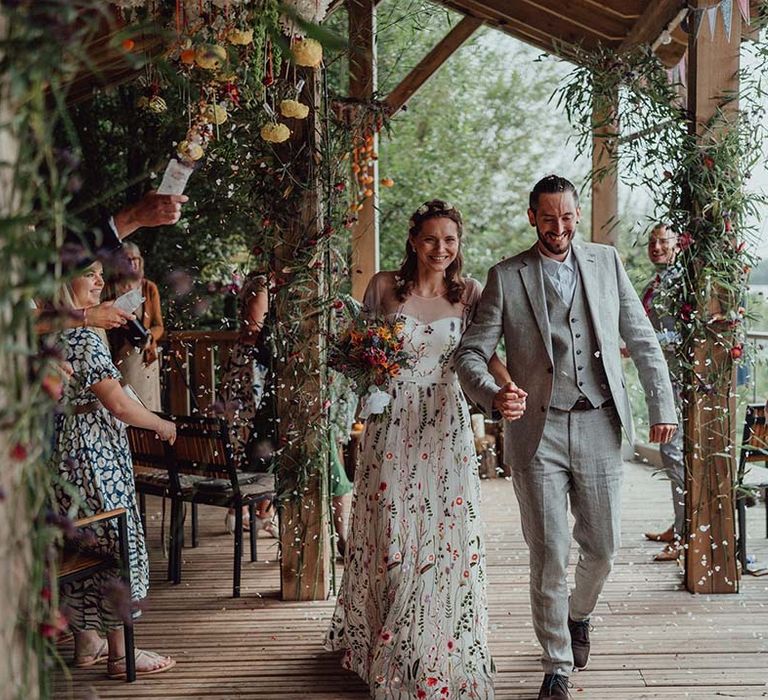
top-left (107, 649), bottom-right (176, 679)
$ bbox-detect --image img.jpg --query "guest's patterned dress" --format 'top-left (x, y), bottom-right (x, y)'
top-left (325, 272), bottom-right (495, 699)
top-left (53, 328), bottom-right (149, 632)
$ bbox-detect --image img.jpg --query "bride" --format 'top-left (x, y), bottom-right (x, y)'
top-left (325, 200), bottom-right (523, 698)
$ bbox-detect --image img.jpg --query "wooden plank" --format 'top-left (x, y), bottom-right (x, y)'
top-left (591, 88), bottom-right (619, 245)
top-left (348, 0), bottom-right (379, 302)
top-left (192, 341), bottom-right (215, 413)
top-left (53, 462), bottom-right (768, 698)
top-left (385, 16), bottom-right (483, 116)
top-left (683, 0), bottom-right (741, 595)
top-left (167, 336), bottom-right (190, 416)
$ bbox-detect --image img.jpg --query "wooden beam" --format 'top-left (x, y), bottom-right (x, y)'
top-left (590, 89), bottom-right (619, 246)
top-left (274, 67), bottom-right (331, 602)
top-left (619, 0), bottom-right (686, 51)
top-left (385, 16), bottom-right (482, 116)
top-left (683, 0), bottom-right (741, 595)
top-left (348, 0), bottom-right (378, 302)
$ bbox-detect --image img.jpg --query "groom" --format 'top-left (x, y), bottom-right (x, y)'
top-left (455, 175), bottom-right (677, 700)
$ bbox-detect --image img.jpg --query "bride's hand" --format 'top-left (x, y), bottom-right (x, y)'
top-left (493, 382), bottom-right (527, 421)
top-left (493, 382), bottom-right (528, 420)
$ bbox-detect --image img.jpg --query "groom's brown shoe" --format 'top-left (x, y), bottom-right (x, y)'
top-left (568, 617), bottom-right (591, 670)
top-left (537, 673), bottom-right (571, 699)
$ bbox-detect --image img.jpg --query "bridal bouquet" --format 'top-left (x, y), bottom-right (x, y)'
top-left (328, 314), bottom-right (413, 417)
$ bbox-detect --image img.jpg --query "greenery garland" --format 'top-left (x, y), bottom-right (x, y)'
top-left (554, 12), bottom-right (768, 545)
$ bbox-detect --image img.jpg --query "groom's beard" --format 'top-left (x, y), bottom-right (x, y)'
top-left (536, 224), bottom-right (575, 257)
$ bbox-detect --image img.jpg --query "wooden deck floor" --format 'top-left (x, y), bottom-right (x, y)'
top-left (54, 461), bottom-right (768, 699)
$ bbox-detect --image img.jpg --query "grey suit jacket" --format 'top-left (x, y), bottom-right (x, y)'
top-left (455, 242), bottom-right (677, 470)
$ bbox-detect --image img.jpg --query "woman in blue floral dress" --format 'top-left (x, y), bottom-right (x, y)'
top-left (53, 261), bottom-right (177, 678)
top-left (325, 201), bottom-right (514, 699)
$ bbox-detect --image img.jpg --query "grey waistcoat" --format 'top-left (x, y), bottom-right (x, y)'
top-left (544, 272), bottom-right (612, 410)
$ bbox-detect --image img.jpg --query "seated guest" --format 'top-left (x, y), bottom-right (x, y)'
top-left (107, 243), bottom-right (164, 411)
top-left (218, 272), bottom-right (277, 536)
top-left (52, 259), bottom-right (177, 678)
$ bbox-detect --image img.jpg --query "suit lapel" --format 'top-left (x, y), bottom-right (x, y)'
top-left (573, 244), bottom-right (604, 348)
top-left (519, 245), bottom-right (553, 361)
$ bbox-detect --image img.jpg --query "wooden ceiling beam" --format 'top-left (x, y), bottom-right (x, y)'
top-left (619, 0), bottom-right (687, 51)
top-left (385, 15), bottom-right (483, 115)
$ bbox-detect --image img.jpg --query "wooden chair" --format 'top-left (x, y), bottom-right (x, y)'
top-left (127, 423), bottom-right (184, 582)
top-left (737, 403), bottom-right (768, 571)
top-left (171, 415), bottom-right (275, 597)
top-left (58, 508), bottom-right (136, 682)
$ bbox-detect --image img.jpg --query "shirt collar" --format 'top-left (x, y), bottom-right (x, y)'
top-left (538, 246), bottom-right (575, 274)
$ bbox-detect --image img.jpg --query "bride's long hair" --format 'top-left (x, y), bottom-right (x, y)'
top-left (395, 199), bottom-right (465, 304)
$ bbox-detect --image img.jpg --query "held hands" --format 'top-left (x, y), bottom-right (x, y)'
top-left (493, 382), bottom-right (528, 421)
top-left (649, 423), bottom-right (677, 444)
top-left (156, 418), bottom-right (177, 445)
top-left (88, 301), bottom-right (133, 329)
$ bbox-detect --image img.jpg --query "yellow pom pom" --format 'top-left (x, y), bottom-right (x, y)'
top-left (279, 99), bottom-right (310, 119)
top-left (177, 140), bottom-right (205, 161)
top-left (291, 38), bottom-right (323, 68)
top-left (195, 44), bottom-right (227, 70)
top-left (203, 103), bottom-right (228, 125)
top-left (260, 122), bottom-right (291, 143)
top-left (227, 28), bottom-right (253, 45)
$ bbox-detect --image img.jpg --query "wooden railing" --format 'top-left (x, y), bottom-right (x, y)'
top-left (163, 330), bottom-right (239, 415)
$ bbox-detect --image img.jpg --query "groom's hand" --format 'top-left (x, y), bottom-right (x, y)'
top-left (493, 382), bottom-right (527, 421)
top-left (649, 423), bottom-right (677, 444)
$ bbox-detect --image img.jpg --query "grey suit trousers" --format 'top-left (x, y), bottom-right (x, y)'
top-left (511, 404), bottom-right (624, 676)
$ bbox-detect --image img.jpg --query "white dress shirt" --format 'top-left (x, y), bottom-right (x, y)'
top-left (539, 247), bottom-right (577, 304)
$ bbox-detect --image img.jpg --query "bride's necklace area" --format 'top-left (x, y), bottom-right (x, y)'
top-left (409, 289), bottom-right (447, 299)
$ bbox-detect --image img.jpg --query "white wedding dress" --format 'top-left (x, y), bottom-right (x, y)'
top-left (325, 271), bottom-right (495, 699)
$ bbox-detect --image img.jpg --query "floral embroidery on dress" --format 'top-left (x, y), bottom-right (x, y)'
top-left (325, 303), bottom-right (494, 699)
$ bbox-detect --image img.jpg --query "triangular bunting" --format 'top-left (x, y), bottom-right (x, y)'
top-left (737, 0), bottom-right (750, 25)
top-left (721, 0), bottom-right (733, 42)
top-left (707, 6), bottom-right (719, 38)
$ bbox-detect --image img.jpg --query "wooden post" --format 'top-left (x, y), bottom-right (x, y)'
top-left (274, 67), bottom-right (330, 601)
top-left (683, 0), bottom-right (740, 594)
top-left (590, 90), bottom-right (619, 245)
top-left (349, 0), bottom-right (378, 301)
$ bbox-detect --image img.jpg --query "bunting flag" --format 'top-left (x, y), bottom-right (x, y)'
top-left (721, 0), bottom-right (733, 42)
top-left (707, 5), bottom-right (719, 38)
top-left (737, 0), bottom-right (750, 25)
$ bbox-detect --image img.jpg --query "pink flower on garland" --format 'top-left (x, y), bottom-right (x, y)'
top-left (678, 231), bottom-right (694, 250)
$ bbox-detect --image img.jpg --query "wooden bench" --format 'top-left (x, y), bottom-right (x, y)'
top-left (59, 508), bottom-right (136, 682)
top-left (128, 416), bottom-right (275, 598)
